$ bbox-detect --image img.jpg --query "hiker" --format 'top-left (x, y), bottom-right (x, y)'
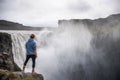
top-left (22, 34), bottom-right (37, 74)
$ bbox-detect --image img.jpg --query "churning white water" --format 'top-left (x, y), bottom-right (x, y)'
top-left (0, 25), bottom-right (93, 80)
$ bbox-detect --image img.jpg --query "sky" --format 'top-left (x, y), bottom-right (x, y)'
top-left (0, 0), bottom-right (120, 27)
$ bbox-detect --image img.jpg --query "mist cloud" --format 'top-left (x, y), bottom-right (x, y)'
top-left (0, 0), bottom-right (120, 27)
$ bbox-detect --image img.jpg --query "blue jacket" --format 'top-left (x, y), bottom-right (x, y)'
top-left (25, 38), bottom-right (36, 55)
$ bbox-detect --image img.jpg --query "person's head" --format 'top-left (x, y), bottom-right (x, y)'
top-left (30, 34), bottom-right (35, 39)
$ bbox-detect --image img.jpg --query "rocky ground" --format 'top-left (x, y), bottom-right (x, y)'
top-left (0, 69), bottom-right (44, 80)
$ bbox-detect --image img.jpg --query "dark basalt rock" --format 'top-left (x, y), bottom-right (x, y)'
top-left (0, 32), bottom-right (21, 71)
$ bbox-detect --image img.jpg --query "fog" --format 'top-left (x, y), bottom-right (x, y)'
top-left (36, 24), bottom-right (93, 80)
top-left (35, 17), bottom-right (120, 80)
top-left (5, 24), bottom-right (93, 80)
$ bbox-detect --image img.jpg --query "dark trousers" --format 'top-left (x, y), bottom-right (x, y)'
top-left (24, 55), bottom-right (36, 70)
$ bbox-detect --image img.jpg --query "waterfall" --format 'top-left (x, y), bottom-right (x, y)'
top-left (11, 32), bottom-right (29, 69)
top-left (9, 30), bottom-right (53, 72)
top-left (0, 26), bottom-right (93, 80)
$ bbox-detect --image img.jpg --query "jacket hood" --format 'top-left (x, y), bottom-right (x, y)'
top-left (28, 38), bottom-right (34, 42)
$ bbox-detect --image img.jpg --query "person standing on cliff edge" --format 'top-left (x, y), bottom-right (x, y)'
top-left (22, 34), bottom-right (37, 74)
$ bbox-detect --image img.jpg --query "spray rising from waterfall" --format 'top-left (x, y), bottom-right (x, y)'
top-left (5, 24), bottom-right (93, 80)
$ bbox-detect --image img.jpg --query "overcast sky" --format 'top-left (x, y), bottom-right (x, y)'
top-left (0, 0), bottom-right (120, 27)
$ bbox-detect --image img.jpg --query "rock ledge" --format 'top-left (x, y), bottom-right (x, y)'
top-left (0, 70), bottom-right (44, 80)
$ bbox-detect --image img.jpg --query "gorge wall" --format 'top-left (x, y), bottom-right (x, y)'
top-left (0, 32), bottom-right (20, 71)
top-left (58, 14), bottom-right (120, 80)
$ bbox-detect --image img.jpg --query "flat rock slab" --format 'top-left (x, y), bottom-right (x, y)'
top-left (0, 70), bottom-right (44, 80)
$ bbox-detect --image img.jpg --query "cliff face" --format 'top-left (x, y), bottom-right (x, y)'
top-left (59, 14), bottom-right (120, 29)
top-left (58, 14), bottom-right (120, 48)
top-left (58, 14), bottom-right (120, 80)
top-left (0, 32), bottom-right (21, 71)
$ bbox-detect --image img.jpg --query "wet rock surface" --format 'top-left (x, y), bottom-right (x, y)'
top-left (0, 32), bottom-right (20, 71)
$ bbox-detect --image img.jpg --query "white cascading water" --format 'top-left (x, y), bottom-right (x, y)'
top-left (0, 25), bottom-right (93, 80)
